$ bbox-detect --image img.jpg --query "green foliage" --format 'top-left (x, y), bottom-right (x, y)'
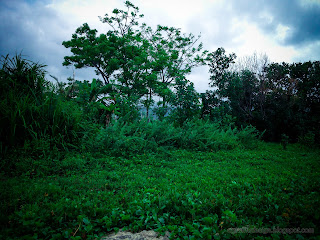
top-left (206, 47), bottom-right (236, 88)
top-left (218, 70), bottom-right (259, 125)
top-left (153, 102), bottom-right (171, 121)
top-left (207, 50), bottom-right (320, 144)
top-left (236, 125), bottom-right (263, 149)
top-left (82, 118), bottom-right (261, 157)
top-left (281, 134), bottom-right (289, 150)
top-left (1, 4), bottom-right (320, 239)
top-left (114, 96), bottom-right (140, 123)
top-left (0, 55), bottom-right (78, 152)
top-left (1, 144), bottom-right (319, 239)
top-left (169, 77), bottom-right (200, 125)
top-left (140, 24), bottom-right (207, 103)
top-left (0, 53), bottom-right (46, 148)
top-left (0, 54), bottom-right (86, 164)
top-left (63, 1), bottom-right (207, 121)
top-left (298, 131), bottom-right (316, 148)
top-left (261, 61), bottom-right (320, 142)
top-left (70, 78), bottom-right (117, 124)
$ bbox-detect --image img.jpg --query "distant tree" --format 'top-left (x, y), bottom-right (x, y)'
top-left (243, 60), bottom-right (320, 143)
top-left (206, 47), bottom-right (236, 88)
top-left (200, 90), bottom-right (219, 119)
top-left (229, 52), bottom-right (270, 121)
top-left (205, 48), bottom-right (238, 122)
top-left (229, 52), bottom-right (269, 77)
top-left (262, 62), bottom-right (300, 140)
top-left (169, 77), bottom-right (200, 125)
top-left (210, 70), bottom-right (259, 125)
top-left (206, 49), bottom-right (319, 143)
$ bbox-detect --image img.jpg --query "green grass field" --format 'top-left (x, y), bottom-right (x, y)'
top-left (1, 143), bottom-right (319, 239)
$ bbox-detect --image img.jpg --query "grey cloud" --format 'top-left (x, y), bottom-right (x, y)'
top-left (1, 1), bottom-right (58, 57)
top-left (0, 0), bottom-right (94, 81)
top-left (230, 0), bottom-right (320, 46)
top-left (187, 3), bottom-right (242, 51)
top-left (293, 41), bottom-right (320, 62)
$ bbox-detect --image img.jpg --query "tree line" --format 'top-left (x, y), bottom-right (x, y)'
top-left (203, 49), bottom-right (320, 143)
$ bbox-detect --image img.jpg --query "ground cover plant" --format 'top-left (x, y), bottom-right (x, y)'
top-left (0, 143), bottom-right (319, 239)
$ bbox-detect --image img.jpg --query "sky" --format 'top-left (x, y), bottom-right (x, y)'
top-left (1, 0), bottom-right (320, 93)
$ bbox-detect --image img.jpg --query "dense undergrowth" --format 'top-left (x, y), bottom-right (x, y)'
top-left (85, 119), bottom-right (261, 157)
top-left (1, 143), bottom-right (319, 239)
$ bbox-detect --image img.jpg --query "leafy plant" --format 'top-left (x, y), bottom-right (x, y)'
top-left (1, 143), bottom-right (319, 239)
top-left (298, 131), bottom-right (316, 148)
top-left (281, 134), bottom-right (289, 150)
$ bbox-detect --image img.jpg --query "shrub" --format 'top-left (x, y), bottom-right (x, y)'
top-left (236, 125), bottom-right (262, 150)
top-left (86, 118), bottom-right (261, 157)
top-left (298, 131), bottom-right (316, 148)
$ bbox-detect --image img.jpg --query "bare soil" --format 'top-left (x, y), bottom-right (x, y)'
top-left (101, 229), bottom-right (170, 240)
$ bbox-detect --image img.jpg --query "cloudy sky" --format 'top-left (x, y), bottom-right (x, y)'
top-left (1, 0), bottom-right (320, 92)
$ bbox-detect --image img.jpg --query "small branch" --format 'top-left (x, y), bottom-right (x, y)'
top-left (73, 223), bottom-right (81, 237)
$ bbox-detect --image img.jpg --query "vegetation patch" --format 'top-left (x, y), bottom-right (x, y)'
top-left (1, 144), bottom-right (319, 239)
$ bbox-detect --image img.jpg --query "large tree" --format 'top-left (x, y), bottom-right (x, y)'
top-left (62, 1), bottom-right (206, 120)
top-left (62, 1), bottom-right (149, 120)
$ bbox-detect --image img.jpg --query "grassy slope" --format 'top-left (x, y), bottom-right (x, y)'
top-left (0, 143), bottom-right (319, 239)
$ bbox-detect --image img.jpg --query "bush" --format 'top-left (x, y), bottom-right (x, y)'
top-left (90, 120), bottom-right (158, 157)
top-left (85, 118), bottom-right (261, 157)
top-left (236, 125), bottom-right (262, 150)
top-left (298, 131), bottom-right (316, 148)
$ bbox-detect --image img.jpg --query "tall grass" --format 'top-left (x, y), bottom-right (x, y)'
top-left (0, 54), bottom-right (83, 158)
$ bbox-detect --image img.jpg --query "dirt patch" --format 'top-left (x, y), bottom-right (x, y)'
top-left (101, 229), bottom-right (170, 240)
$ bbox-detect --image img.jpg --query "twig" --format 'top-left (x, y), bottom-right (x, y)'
top-left (73, 223), bottom-right (81, 237)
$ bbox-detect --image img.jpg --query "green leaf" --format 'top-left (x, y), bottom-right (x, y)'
top-left (83, 218), bottom-right (90, 225)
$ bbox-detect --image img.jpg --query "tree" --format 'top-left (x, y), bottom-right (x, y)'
top-left (250, 60), bottom-right (320, 142)
top-left (169, 77), bottom-right (200, 125)
top-left (63, 1), bottom-right (207, 122)
top-left (63, 2), bottom-right (154, 120)
top-left (211, 70), bottom-right (259, 125)
top-left (229, 51), bottom-right (269, 77)
top-left (141, 24), bottom-right (207, 103)
top-left (229, 52), bottom-right (270, 121)
top-left (62, 24), bottom-right (118, 85)
top-left (204, 48), bottom-right (239, 123)
top-left (206, 47), bottom-right (236, 88)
